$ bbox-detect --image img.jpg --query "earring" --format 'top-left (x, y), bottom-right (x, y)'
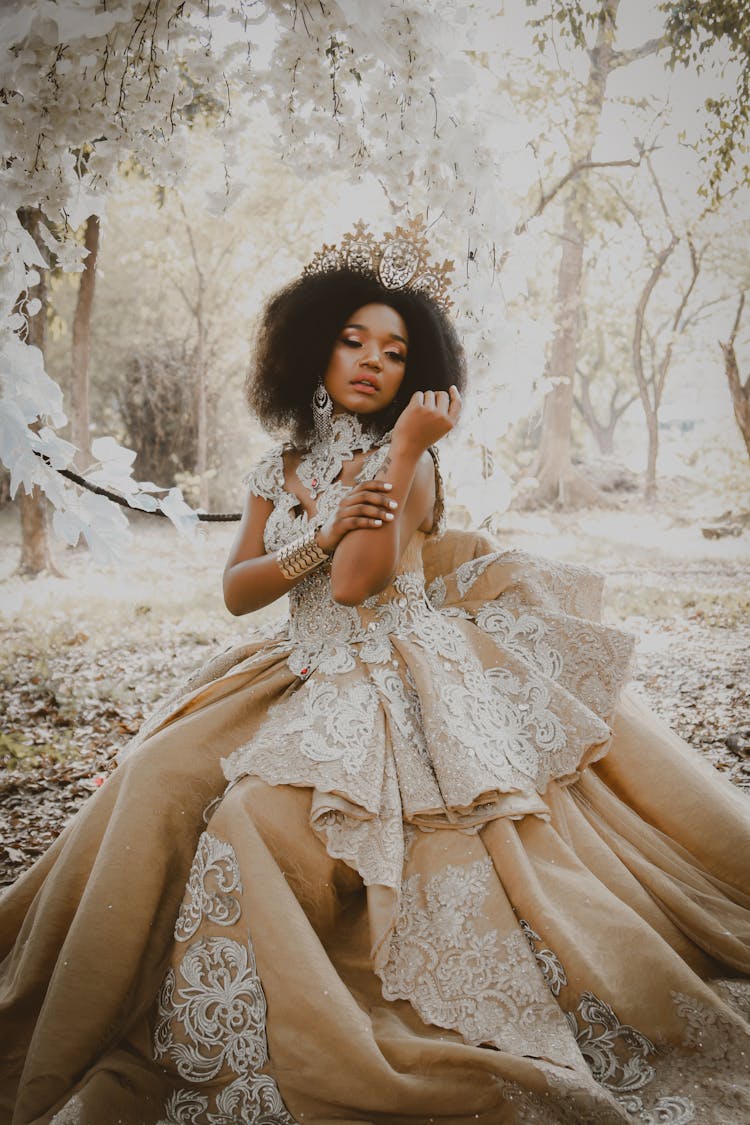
top-left (311, 379), bottom-right (333, 445)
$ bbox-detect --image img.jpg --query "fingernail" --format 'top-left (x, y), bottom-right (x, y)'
top-left (388, 500), bottom-right (398, 509)
top-left (374, 519), bottom-right (382, 526)
top-left (385, 512), bottom-right (394, 520)
top-left (383, 482), bottom-right (393, 490)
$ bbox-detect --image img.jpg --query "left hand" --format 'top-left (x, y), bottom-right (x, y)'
top-left (391, 386), bottom-right (462, 453)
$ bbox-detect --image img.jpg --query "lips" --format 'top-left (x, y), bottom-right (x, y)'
top-left (351, 378), bottom-right (379, 394)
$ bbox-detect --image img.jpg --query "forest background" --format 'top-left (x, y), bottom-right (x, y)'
top-left (1, 0), bottom-right (749, 883)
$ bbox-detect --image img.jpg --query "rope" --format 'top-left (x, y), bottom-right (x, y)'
top-left (35, 454), bottom-right (242, 522)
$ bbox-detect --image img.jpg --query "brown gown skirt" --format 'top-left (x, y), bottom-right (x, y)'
top-left (1, 529), bottom-right (749, 1125)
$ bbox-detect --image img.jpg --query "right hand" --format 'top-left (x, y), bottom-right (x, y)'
top-left (316, 480), bottom-right (398, 555)
top-left (391, 386), bottom-right (461, 454)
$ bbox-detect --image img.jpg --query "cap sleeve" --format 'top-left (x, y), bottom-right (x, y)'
top-left (242, 444), bottom-right (285, 501)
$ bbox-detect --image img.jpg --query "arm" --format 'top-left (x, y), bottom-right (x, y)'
top-left (223, 491), bottom-right (307, 616)
top-left (329, 440), bottom-right (434, 605)
top-left (223, 481), bottom-right (401, 617)
top-left (330, 386), bottom-right (461, 606)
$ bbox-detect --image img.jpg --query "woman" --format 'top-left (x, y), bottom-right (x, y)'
top-left (1, 225), bottom-right (749, 1125)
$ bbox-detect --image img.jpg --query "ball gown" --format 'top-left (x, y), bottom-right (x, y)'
top-left (1, 440), bottom-right (749, 1125)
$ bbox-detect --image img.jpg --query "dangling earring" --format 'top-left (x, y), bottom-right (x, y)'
top-left (311, 379), bottom-right (333, 445)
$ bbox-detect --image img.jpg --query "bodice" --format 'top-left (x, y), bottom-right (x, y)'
top-left (245, 441), bottom-right (444, 680)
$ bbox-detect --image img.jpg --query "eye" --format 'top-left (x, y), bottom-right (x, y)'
top-left (341, 337), bottom-right (362, 348)
top-left (386, 351), bottom-right (406, 364)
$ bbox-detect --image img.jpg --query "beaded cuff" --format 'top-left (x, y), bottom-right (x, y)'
top-left (276, 527), bottom-right (331, 581)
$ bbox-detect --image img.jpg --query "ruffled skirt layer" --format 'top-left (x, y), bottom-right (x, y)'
top-left (1, 536), bottom-right (749, 1124)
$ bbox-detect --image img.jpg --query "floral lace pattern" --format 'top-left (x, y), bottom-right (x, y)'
top-left (379, 856), bottom-right (578, 1061)
top-left (519, 918), bottom-right (568, 997)
top-left (154, 833), bottom-right (295, 1125)
top-left (174, 832), bottom-right (243, 942)
top-left (510, 927), bottom-right (750, 1123)
top-left (49, 1095), bottom-right (85, 1125)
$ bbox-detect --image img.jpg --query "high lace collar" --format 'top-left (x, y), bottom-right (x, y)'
top-left (297, 412), bottom-right (388, 500)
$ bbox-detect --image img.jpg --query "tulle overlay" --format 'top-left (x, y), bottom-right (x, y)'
top-left (1, 442), bottom-right (749, 1125)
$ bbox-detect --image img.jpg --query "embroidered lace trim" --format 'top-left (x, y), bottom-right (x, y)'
top-left (154, 832), bottom-right (296, 1125)
top-left (379, 856), bottom-right (578, 1061)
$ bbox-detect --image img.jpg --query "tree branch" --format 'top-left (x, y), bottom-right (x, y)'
top-left (729, 291), bottom-right (746, 348)
top-left (609, 36), bottom-right (667, 69)
top-left (516, 151), bottom-right (653, 234)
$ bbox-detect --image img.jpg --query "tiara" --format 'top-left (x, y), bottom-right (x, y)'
top-left (302, 218), bottom-right (455, 312)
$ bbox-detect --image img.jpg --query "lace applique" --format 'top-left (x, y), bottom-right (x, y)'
top-left (425, 444), bottom-right (447, 538)
top-left (222, 676), bottom-right (383, 783)
top-left (295, 416), bottom-right (387, 499)
top-left (510, 928), bottom-right (750, 1124)
top-left (314, 752), bottom-right (404, 889)
top-left (499, 548), bottom-right (606, 619)
top-left (155, 938), bottom-right (268, 1082)
top-left (379, 857), bottom-right (577, 1060)
top-left (425, 574), bottom-right (446, 608)
top-left (475, 601), bottom-right (564, 679)
top-left (154, 836), bottom-right (295, 1125)
top-left (565, 992), bottom-right (697, 1123)
top-left (500, 1075), bottom-right (626, 1124)
top-left (713, 977), bottom-right (750, 1020)
top-left (244, 444), bottom-right (286, 501)
top-left (520, 918), bottom-right (568, 997)
top-left (354, 441), bottom-right (391, 482)
top-left (174, 833), bottom-right (243, 942)
top-left (368, 662), bottom-right (445, 817)
top-left (263, 478), bottom-right (347, 554)
top-left (566, 991), bottom-right (657, 1094)
top-left (456, 552), bottom-right (502, 597)
top-left (49, 1096), bottom-right (85, 1125)
top-left (285, 565), bottom-right (394, 678)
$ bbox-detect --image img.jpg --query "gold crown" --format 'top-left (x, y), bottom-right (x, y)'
top-left (303, 218), bottom-right (455, 312)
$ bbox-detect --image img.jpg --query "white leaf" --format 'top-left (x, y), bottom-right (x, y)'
top-left (158, 487), bottom-right (199, 537)
top-left (90, 435), bottom-right (138, 472)
top-left (52, 507), bottom-right (83, 547)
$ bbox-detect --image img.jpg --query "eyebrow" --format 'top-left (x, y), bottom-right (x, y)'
top-left (344, 323), bottom-right (408, 346)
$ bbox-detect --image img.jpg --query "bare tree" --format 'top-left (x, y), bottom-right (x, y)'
top-left (525, 0), bottom-right (666, 506)
top-left (70, 214), bottom-right (100, 467)
top-left (720, 293), bottom-right (750, 461)
top-left (574, 362), bottom-right (638, 455)
top-left (168, 201), bottom-right (236, 510)
top-left (15, 208), bottom-right (60, 575)
top-left (631, 164), bottom-right (701, 498)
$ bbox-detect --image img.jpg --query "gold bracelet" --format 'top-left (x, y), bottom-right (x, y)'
top-left (276, 527), bottom-right (331, 581)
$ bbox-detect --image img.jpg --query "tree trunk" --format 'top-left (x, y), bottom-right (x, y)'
top-left (644, 411), bottom-right (659, 500)
top-left (531, 201), bottom-right (604, 506)
top-left (15, 207), bottom-right (60, 577)
top-left (194, 293), bottom-right (209, 511)
top-left (574, 368), bottom-right (626, 456)
top-left (532, 12), bottom-right (617, 507)
top-left (721, 294), bottom-right (750, 462)
top-left (71, 214), bottom-right (100, 466)
top-left (598, 423), bottom-right (615, 457)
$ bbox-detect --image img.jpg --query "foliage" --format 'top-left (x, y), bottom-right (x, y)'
top-left (526, 0), bottom-right (750, 202)
top-left (118, 347), bottom-right (200, 489)
top-left (0, 0), bottom-right (509, 558)
top-left (664, 0), bottom-right (750, 200)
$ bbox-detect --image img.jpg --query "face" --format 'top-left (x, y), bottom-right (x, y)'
top-left (323, 303), bottom-right (408, 417)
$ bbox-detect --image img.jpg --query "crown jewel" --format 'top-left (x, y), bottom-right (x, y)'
top-left (303, 218), bottom-right (455, 312)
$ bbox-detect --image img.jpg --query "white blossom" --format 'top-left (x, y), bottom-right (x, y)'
top-left (0, 0), bottom-right (512, 555)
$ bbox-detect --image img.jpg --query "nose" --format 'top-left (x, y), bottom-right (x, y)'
top-left (359, 344), bottom-right (383, 370)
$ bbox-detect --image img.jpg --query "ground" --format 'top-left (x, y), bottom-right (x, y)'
top-left (1, 475), bottom-right (748, 887)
